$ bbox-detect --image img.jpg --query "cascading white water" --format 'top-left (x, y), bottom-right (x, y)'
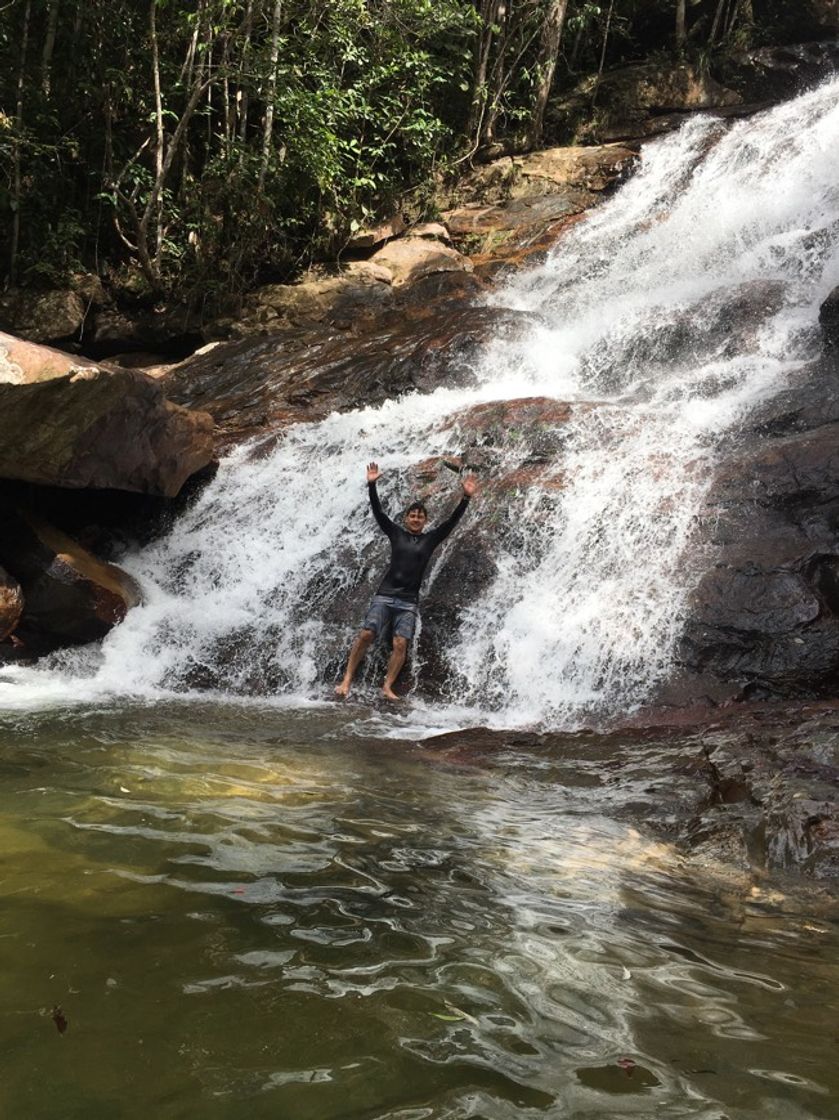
top-left (3, 79), bottom-right (839, 727)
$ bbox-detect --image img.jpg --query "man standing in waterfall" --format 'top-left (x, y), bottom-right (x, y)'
top-left (335, 461), bottom-right (477, 701)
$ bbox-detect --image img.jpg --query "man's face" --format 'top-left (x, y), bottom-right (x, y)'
top-left (404, 507), bottom-right (427, 535)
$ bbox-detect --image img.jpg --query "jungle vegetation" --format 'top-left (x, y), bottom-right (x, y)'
top-left (0, 0), bottom-right (821, 302)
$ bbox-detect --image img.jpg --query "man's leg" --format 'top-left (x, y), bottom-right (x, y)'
top-left (335, 629), bottom-right (375, 697)
top-left (382, 636), bottom-right (408, 701)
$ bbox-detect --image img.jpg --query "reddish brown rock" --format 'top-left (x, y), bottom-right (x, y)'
top-left (0, 505), bottom-right (141, 647)
top-left (0, 331), bottom-right (214, 497)
top-left (163, 305), bottom-right (534, 450)
top-left (442, 143), bottom-right (636, 261)
top-left (449, 142), bottom-right (637, 207)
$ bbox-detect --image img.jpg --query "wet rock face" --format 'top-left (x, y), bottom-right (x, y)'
top-left (441, 143), bottom-right (637, 273)
top-left (673, 330), bottom-right (839, 702)
top-left (164, 305), bottom-right (535, 450)
top-left (681, 707), bottom-right (839, 881)
top-left (415, 703), bottom-right (839, 883)
top-left (0, 331), bottom-right (215, 497)
top-left (819, 285), bottom-right (839, 349)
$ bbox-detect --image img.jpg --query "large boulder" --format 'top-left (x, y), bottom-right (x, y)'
top-left (346, 215), bottom-right (407, 251)
top-left (91, 303), bottom-right (226, 357)
top-left (678, 417), bottom-right (839, 699)
top-left (164, 304), bottom-right (534, 449)
top-left (670, 308), bottom-right (839, 704)
top-left (442, 143), bottom-right (637, 267)
top-left (0, 288), bottom-right (86, 345)
top-left (549, 62), bottom-right (742, 144)
top-left (0, 331), bottom-right (214, 496)
top-left (0, 505), bottom-right (141, 649)
top-left (718, 41), bottom-right (839, 105)
top-left (368, 237), bottom-right (473, 287)
top-left (450, 142), bottom-right (637, 206)
top-left (234, 262), bottom-right (394, 334)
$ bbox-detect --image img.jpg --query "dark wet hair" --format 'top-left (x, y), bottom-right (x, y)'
top-left (405, 501), bottom-right (427, 518)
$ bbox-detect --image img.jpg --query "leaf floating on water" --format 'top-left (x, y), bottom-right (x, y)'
top-left (431, 1002), bottom-right (480, 1026)
top-left (51, 1006), bottom-right (68, 1034)
top-left (443, 1001), bottom-right (479, 1026)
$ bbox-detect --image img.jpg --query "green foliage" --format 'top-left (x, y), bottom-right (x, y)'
top-left (0, 0), bottom-right (475, 300)
top-left (0, 0), bottom-right (809, 303)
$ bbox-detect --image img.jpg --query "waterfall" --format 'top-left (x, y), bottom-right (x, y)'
top-left (3, 79), bottom-right (839, 727)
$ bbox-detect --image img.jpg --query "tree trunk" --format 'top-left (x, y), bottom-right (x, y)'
top-left (528, 0), bottom-right (569, 149)
top-left (675, 0), bottom-right (687, 49)
top-left (9, 0), bottom-right (32, 286)
top-left (237, 0), bottom-right (255, 149)
top-left (591, 0), bottom-right (615, 109)
top-left (258, 0), bottom-right (283, 192)
top-left (480, 0), bottom-right (509, 148)
top-left (465, 0), bottom-right (496, 150)
top-left (709, 0), bottom-right (731, 44)
top-left (735, 0), bottom-right (755, 42)
top-left (41, 0), bottom-right (60, 96)
top-left (149, 0), bottom-right (165, 259)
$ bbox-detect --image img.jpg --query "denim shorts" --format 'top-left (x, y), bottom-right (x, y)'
top-left (362, 594), bottom-right (418, 641)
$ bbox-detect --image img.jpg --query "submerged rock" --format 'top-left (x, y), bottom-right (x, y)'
top-left (0, 331), bottom-right (215, 497)
top-left (415, 703), bottom-right (839, 884)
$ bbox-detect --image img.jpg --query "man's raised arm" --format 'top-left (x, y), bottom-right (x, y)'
top-left (366, 461), bottom-right (396, 539)
top-left (428, 473), bottom-right (478, 545)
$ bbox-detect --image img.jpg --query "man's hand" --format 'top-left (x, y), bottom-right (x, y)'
top-left (462, 472), bottom-right (478, 498)
top-left (367, 462), bottom-right (381, 484)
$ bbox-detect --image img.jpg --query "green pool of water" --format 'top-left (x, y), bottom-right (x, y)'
top-left (0, 701), bottom-right (836, 1119)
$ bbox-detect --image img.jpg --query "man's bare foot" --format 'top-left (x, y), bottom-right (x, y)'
top-left (334, 680), bottom-right (351, 698)
top-left (381, 685), bottom-right (401, 701)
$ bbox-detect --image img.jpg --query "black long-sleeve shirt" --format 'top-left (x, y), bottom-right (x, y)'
top-left (368, 480), bottom-right (470, 603)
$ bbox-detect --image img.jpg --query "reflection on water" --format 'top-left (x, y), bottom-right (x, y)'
top-left (0, 702), bottom-right (836, 1119)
